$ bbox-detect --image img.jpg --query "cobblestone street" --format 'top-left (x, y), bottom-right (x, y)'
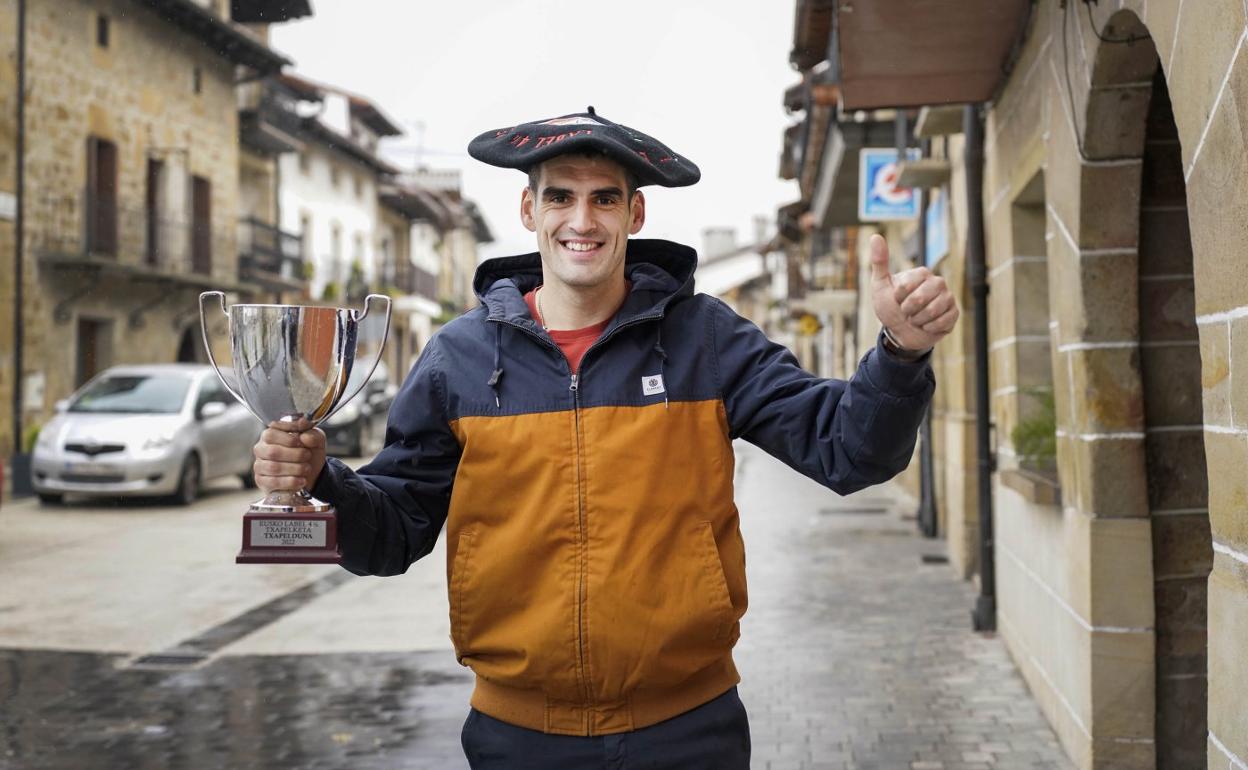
top-left (1, 443), bottom-right (1071, 770)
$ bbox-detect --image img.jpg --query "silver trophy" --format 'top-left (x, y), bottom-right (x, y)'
top-left (199, 290), bottom-right (391, 564)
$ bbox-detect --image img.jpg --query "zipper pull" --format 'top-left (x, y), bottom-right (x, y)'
top-left (569, 373), bottom-right (579, 392)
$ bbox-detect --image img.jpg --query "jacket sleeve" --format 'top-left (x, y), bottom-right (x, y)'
top-left (310, 337), bottom-right (460, 576)
top-left (710, 298), bottom-right (934, 495)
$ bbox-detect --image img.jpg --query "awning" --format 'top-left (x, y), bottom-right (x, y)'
top-left (132, 0), bottom-right (291, 75)
top-left (696, 250), bottom-right (768, 298)
top-left (810, 118), bottom-right (895, 228)
top-left (835, 0), bottom-right (1031, 110)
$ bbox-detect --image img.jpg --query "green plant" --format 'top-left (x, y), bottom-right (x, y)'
top-left (1011, 388), bottom-right (1057, 468)
top-left (22, 422), bottom-right (41, 453)
top-left (320, 281), bottom-right (340, 302)
top-left (301, 261), bottom-right (315, 280)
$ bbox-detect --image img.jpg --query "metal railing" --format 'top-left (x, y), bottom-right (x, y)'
top-left (395, 265), bottom-right (438, 301)
top-left (237, 217), bottom-right (305, 284)
top-left (34, 193), bottom-right (234, 279)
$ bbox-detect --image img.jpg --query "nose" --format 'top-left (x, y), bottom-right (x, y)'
top-left (568, 198), bottom-right (596, 235)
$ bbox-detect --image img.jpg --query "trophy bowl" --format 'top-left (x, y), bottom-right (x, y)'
top-left (199, 290), bottom-right (391, 564)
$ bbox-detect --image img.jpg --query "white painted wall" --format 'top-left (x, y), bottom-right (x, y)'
top-left (278, 147), bottom-right (381, 301)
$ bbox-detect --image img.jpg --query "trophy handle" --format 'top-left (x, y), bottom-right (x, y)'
top-left (198, 290), bottom-right (260, 420)
top-left (324, 293), bottom-right (393, 423)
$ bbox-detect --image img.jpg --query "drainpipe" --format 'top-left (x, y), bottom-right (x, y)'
top-left (966, 104), bottom-right (996, 632)
top-left (916, 138), bottom-right (938, 538)
top-left (11, 0), bottom-right (25, 458)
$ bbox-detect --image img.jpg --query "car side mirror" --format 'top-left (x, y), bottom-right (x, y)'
top-left (199, 401), bottom-right (228, 420)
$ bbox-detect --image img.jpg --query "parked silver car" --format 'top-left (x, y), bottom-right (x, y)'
top-left (31, 364), bottom-right (262, 505)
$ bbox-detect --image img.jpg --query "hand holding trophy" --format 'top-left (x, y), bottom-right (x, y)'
top-left (198, 291), bottom-right (391, 564)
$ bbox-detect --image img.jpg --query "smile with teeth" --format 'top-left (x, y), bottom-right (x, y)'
top-left (561, 240), bottom-right (602, 253)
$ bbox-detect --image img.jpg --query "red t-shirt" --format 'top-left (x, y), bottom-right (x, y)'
top-left (524, 286), bottom-right (623, 374)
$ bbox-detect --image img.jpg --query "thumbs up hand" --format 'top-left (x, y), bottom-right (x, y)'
top-left (869, 233), bottom-right (959, 354)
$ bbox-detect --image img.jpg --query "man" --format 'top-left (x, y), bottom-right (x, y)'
top-left (253, 109), bottom-right (958, 769)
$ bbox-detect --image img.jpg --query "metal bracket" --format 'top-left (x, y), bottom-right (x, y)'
top-left (53, 269), bottom-right (101, 323)
top-left (128, 285), bottom-right (176, 329)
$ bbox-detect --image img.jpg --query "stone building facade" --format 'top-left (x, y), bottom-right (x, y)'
top-left (0, 0), bottom-right (293, 458)
top-left (783, 0), bottom-right (1248, 767)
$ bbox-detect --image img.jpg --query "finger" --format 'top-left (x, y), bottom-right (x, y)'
top-left (269, 417), bottom-right (313, 433)
top-left (299, 429), bottom-right (326, 449)
top-left (257, 474), bottom-right (308, 492)
top-left (255, 459), bottom-right (313, 488)
top-left (261, 427), bottom-right (304, 449)
top-left (921, 305), bottom-right (960, 334)
top-left (868, 234), bottom-right (892, 285)
top-left (254, 442), bottom-right (311, 463)
top-left (905, 287), bottom-right (953, 325)
top-left (899, 276), bottom-right (945, 317)
top-left (892, 267), bottom-right (930, 306)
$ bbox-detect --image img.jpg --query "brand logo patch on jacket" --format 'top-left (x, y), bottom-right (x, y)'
top-left (642, 374), bottom-right (666, 396)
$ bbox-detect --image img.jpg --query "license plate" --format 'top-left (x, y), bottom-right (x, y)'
top-left (63, 461), bottom-right (120, 476)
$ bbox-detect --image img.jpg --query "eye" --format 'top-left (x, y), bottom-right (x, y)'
top-left (596, 195), bottom-right (619, 206)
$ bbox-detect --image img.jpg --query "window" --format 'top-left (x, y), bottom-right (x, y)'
top-left (191, 176), bottom-right (212, 274)
top-left (299, 212), bottom-right (312, 260)
top-left (96, 15), bottom-right (109, 48)
top-left (330, 165), bottom-right (341, 188)
top-left (193, 66), bottom-right (202, 95)
top-left (86, 137), bottom-right (118, 256)
top-left (145, 158), bottom-right (164, 265)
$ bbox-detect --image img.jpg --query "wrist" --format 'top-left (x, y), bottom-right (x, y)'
top-left (881, 326), bottom-right (930, 361)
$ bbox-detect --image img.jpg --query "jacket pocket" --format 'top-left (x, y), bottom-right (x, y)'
top-left (449, 526), bottom-right (477, 658)
top-left (696, 521), bottom-right (736, 641)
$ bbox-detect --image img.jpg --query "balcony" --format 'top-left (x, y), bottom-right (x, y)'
top-left (239, 81), bottom-right (305, 156)
top-left (396, 265), bottom-right (438, 302)
top-left (237, 217), bottom-right (306, 293)
top-left (34, 193), bottom-right (238, 291)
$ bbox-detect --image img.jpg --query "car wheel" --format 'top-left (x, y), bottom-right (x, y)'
top-left (174, 454), bottom-right (201, 506)
top-left (37, 492), bottom-right (64, 505)
top-left (350, 421), bottom-right (368, 458)
top-left (238, 469), bottom-right (258, 489)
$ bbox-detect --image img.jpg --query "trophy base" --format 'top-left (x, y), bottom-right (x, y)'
top-left (236, 492), bottom-right (342, 564)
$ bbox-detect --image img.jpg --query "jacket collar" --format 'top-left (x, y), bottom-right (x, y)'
top-left (473, 239), bottom-right (698, 330)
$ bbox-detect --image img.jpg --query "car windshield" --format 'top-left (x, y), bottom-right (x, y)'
top-left (69, 374), bottom-right (191, 414)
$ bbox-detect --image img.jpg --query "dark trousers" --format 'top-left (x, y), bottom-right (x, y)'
top-left (460, 687), bottom-right (751, 769)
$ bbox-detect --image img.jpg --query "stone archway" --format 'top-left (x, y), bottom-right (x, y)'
top-left (1077, 9), bottom-right (1210, 767)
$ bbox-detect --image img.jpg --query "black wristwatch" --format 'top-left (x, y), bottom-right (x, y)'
top-left (881, 326), bottom-right (930, 362)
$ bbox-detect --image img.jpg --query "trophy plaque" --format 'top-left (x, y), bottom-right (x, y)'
top-left (199, 291), bottom-right (391, 564)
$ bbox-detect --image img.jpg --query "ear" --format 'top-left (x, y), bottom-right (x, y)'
top-left (520, 185), bottom-right (537, 232)
top-left (628, 190), bottom-right (646, 235)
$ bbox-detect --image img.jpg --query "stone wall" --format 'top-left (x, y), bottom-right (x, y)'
top-left (12, 0), bottom-right (241, 427)
top-left (922, 0), bottom-right (1248, 767)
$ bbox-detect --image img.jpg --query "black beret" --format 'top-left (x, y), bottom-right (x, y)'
top-left (467, 107), bottom-right (700, 188)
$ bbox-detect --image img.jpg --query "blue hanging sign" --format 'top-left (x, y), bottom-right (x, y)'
top-left (858, 148), bottom-right (921, 221)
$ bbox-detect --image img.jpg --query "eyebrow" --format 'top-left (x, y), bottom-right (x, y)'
top-left (541, 186), bottom-right (625, 199)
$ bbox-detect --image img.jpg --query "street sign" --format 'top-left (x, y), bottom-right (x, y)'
top-left (858, 148), bottom-right (921, 221)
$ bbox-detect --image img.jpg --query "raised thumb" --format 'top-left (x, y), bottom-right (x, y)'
top-left (868, 234), bottom-right (892, 285)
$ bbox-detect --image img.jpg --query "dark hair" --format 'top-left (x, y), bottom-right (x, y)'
top-left (527, 151), bottom-right (640, 199)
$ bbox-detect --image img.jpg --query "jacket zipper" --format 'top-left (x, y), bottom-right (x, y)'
top-left (569, 370), bottom-right (591, 708)
top-left (490, 311), bottom-right (665, 712)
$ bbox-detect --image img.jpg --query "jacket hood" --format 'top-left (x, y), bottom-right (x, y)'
top-left (473, 238), bottom-right (698, 325)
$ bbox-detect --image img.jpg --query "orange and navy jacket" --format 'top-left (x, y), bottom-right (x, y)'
top-left (312, 238), bottom-right (935, 736)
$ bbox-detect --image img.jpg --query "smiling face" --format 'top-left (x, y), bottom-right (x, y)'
top-left (520, 153), bottom-right (646, 293)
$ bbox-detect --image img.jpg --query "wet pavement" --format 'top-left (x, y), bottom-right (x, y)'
top-left (0, 443), bottom-right (1072, 770)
